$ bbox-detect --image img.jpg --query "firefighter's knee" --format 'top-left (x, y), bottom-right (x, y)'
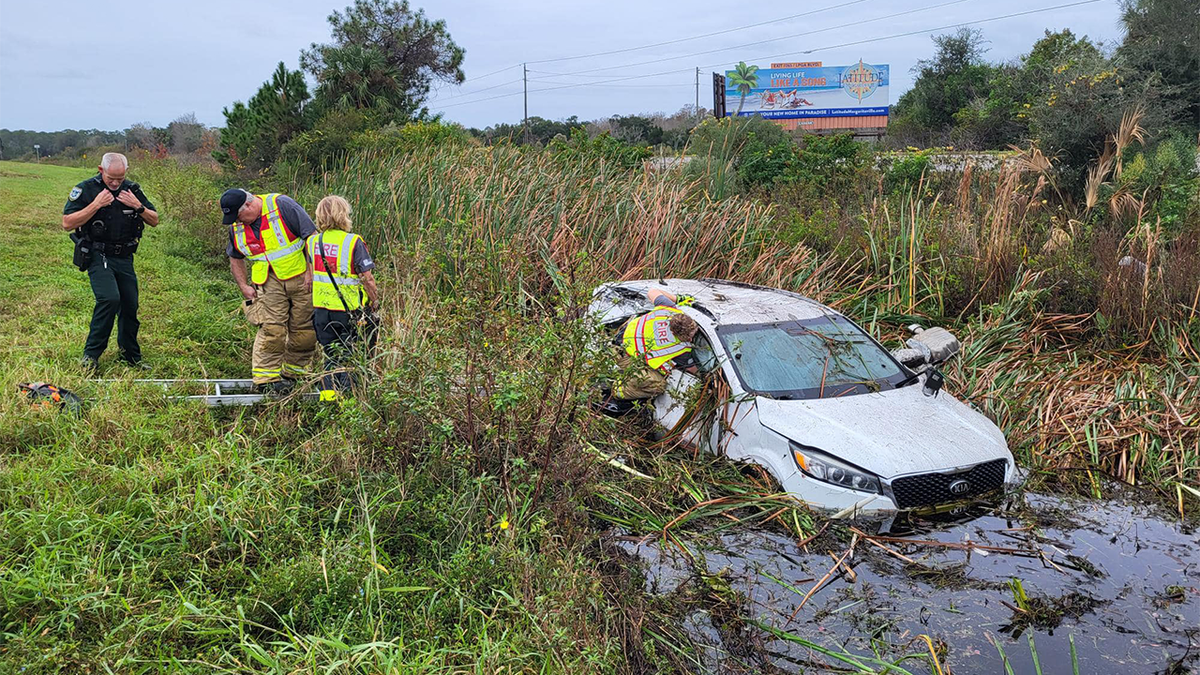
top-left (259, 323), bottom-right (288, 352)
top-left (291, 326), bottom-right (317, 352)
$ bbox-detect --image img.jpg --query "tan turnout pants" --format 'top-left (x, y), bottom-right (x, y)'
top-left (611, 351), bottom-right (668, 401)
top-left (248, 271), bottom-right (316, 384)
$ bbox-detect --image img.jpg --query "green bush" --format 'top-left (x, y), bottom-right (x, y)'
top-left (790, 133), bottom-right (870, 188)
top-left (737, 138), bottom-right (797, 190)
top-left (686, 115), bottom-right (790, 160)
top-left (282, 115), bottom-right (475, 168)
top-left (883, 152), bottom-right (932, 194)
top-left (549, 128), bottom-right (652, 170)
top-left (686, 116), bottom-right (793, 197)
top-left (1118, 132), bottom-right (1200, 232)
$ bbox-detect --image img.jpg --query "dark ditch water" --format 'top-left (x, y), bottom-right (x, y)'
top-left (615, 489), bottom-right (1198, 673)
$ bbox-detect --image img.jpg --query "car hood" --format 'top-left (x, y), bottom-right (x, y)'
top-left (755, 382), bottom-right (1009, 478)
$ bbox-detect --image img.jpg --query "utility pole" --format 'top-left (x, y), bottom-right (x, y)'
top-left (522, 63), bottom-right (528, 140)
top-left (695, 67), bottom-right (700, 113)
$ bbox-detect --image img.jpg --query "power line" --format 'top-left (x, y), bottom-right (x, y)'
top-left (529, 68), bottom-right (672, 79)
top-left (430, 0), bottom-right (1104, 111)
top-left (449, 0), bottom-right (868, 92)
top-left (464, 63), bottom-right (522, 82)
top-left (437, 77), bottom-right (523, 100)
top-left (550, 0), bottom-right (977, 78)
top-left (530, 79), bottom-right (694, 89)
top-left (526, 0), bottom-right (871, 64)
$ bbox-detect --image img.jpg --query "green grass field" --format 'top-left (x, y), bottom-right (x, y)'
top-left (0, 160), bottom-right (631, 673)
top-left (0, 160), bottom-right (252, 383)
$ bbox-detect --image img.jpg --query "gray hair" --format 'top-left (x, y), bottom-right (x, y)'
top-left (100, 152), bottom-right (128, 171)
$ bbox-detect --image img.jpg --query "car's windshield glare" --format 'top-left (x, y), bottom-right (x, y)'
top-left (718, 316), bottom-right (905, 399)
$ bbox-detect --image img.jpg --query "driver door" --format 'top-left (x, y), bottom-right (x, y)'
top-left (653, 330), bottom-right (722, 454)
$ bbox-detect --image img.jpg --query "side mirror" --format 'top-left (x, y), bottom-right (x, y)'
top-left (922, 368), bottom-right (945, 398)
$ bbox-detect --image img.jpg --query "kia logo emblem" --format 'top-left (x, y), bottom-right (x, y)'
top-left (949, 479), bottom-right (970, 495)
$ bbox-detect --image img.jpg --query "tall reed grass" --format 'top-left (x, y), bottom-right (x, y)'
top-left (285, 142), bottom-right (1198, 500)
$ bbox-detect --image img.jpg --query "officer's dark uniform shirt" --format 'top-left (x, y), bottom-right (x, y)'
top-left (226, 195), bottom-right (319, 259)
top-left (63, 175), bottom-right (155, 250)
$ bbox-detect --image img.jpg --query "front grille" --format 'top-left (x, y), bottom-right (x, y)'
top-left (890, 458), bottom-right (1008, 509)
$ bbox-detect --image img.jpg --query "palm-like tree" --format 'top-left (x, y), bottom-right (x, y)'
top-left (727, 61), bottom-right (760, 116)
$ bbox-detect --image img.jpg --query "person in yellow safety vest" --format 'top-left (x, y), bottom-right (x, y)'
top-left (308, 195), bottom-right (381, 401)
top-left (221, 188), bottom-right (318, 393)
top-left (611, 288), bottom-right (701, 401)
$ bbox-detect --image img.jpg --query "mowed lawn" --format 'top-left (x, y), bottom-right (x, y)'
top-left (0, 160), bottom-right (252, 387)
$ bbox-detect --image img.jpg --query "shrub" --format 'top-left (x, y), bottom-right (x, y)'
top-left (1118, 132), bottom-right (1200, 232)
top-left (686, 116), bottom-right (793, 197)
top-left (737, 138), bottom-right (797, 190)
top-left (883, 151), bottom-right (932, 194)
top-left (789, 133), bottom-right (870, 189)
top-left (549, 128), bottom-right (652, 171)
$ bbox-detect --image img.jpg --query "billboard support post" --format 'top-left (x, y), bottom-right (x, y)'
top-left (711, 73), bottom-right (726, 119)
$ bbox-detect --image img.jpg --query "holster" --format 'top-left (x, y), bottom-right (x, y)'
top-left (71, 234), bottom-right (93, 272)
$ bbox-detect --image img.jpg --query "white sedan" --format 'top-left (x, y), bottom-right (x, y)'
top-left (590, 278), bottom-right (1017, 517)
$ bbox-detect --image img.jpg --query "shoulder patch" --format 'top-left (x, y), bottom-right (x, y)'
top-left (69, 187), bottom-right (82, 201)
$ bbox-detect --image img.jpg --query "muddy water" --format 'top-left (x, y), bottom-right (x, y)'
top-left (617, 490), bottom-right (1198, 673)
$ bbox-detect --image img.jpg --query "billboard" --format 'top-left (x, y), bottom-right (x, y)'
top-left (724, 60), bottom-right (889, 120)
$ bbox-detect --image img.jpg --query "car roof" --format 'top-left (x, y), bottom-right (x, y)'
top-left (607, 278), bottom-right (837, 325)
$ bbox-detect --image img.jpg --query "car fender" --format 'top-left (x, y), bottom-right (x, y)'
top-left (718, 397), bottom-right (800, 488)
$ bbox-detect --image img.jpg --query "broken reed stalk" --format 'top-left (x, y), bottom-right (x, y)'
top-left (865, 534), bottom-right (1043, 558)
top-left (849, 526), bottom-right (916, 564)
top-left (788, 542), bottom-right (856, 624)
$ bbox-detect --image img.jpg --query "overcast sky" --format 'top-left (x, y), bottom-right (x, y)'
top-left (0, 0), bottom-right (1126, 132)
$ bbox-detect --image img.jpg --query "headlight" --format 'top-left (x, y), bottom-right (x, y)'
top-left (791, 443), bottom-right (882, 494)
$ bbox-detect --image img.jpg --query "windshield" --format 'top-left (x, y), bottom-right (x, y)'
top-left (717, 315), bottom-right (907, 400)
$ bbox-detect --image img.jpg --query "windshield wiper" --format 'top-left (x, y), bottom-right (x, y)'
top-left (896, 371), bottom-right (921, 387)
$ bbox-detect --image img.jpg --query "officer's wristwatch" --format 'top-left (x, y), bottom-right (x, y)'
top-left (135, 206), bottom-right (146, 215)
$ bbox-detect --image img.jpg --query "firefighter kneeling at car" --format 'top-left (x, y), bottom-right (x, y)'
top-left (610, 288), bottom-right (700, 401)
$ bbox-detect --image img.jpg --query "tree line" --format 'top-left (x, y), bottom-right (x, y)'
top-left (889, 0), bottom-right (1197, 187)
top-left (0, 114), bottom-right (217, 163)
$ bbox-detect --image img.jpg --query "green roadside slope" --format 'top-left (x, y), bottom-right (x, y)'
top-left (0, 160), bottom-right (252, 382)
top-left (0, 160), bottom-right (618, 673)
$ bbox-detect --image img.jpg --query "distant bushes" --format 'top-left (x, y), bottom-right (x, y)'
top-left (549, 128), bottom-right (652, 171)
top-left (684, 116), bottom-right (871, 196)
top-left (280, 113), bottom-right (475, 168)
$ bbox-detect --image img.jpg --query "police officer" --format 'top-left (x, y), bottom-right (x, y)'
top-left (62, 153), bottom-right (158, 372)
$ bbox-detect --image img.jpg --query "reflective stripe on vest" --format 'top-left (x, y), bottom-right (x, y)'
top-left (623, 307), bottom-right (692, 372)
top-left (308, 230), bottom-right (364, 311)
top-left (231, 193), bottom-right (307, 284)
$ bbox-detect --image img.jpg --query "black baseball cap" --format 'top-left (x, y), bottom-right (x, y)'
top-left (220, 188), bottom-right (250, 225)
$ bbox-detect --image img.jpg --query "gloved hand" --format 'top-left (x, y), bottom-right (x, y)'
top-left (677, 294), bottom-right (696, 306)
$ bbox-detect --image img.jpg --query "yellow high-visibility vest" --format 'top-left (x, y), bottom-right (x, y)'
top-left (622, 306), bottom-right (692, 372)
top-left (307, 229), bottom-right (365, 311)
top-left (230, 193), bottom-right (307, 284)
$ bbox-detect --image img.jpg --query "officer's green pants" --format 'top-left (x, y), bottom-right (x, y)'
top-left (84, 253), bottom-right (139, 361)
